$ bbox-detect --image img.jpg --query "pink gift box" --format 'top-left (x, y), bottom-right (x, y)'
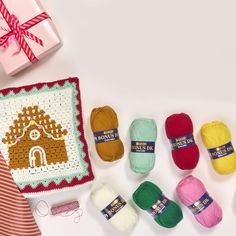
top-left (0, 0), bottom-right (62, 76)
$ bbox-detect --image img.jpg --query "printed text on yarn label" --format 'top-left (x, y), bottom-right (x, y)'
top-left (170, 134), bottom-right (195, 150)
top-left (101, 195), bottom-right (127, 220)
top-left (147, 195), bottom-right (170, 217)
top-left (188, 192), bottom-right (213, 215)
top-left (208, 142), bottom-right (234, 159)
top-left (131, 141), bottom-right (155, 153)
top-left (94, 129), bottom-right (119, 144)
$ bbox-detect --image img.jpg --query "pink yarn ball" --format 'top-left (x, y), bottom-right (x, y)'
top-left (176, 175), bottom-right (223, 228)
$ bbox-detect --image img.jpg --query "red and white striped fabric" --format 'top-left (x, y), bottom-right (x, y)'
top-left (0, 154), bottom-right (41, 236)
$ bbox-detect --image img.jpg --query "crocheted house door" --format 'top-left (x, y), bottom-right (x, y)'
top-left (29, 146), bottom-right (47, 167)
top-left (2, 106), bottom-right (68, 170)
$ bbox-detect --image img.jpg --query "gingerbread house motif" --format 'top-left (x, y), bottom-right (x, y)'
top-left (2, 106), bottom-right (68, 170)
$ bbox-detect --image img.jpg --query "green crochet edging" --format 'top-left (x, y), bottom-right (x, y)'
top-left (0, 81), bottom-right (89, 190)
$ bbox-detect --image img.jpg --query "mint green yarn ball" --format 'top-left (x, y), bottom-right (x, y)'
top-left (129, 118), bottom-right (157, 174)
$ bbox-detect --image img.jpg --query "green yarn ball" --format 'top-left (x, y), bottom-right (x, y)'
top-left (129, 118), bottom-right (157, 173)
top-left (133, 181), bottom-right (183, 228)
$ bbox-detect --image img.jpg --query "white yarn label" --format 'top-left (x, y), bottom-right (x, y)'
top-left (187, 192), bottom-right (213, 215)
top-left (147, 195), bottom-right (169, 217)
top-left (101, 195), bottom-right (126, 220)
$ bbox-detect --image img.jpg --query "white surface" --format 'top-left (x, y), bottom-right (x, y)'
top-left (0, 0), bottom-right (235, 235)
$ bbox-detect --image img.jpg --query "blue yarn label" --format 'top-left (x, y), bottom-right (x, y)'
top-left (170, 134), bottom-right (195, 150)
top-left (208, 142), bottom-right (234, 159)
top-left (147, 195), bottom-right (169, 217)
top-left (94, 128), bottom-right (119, 144)
top-left (188, 192), bottom-right (213, 215)
top-left (101, 195), bottom-right (127, 220)
top-left (131, 141), bottom-right (155, 153)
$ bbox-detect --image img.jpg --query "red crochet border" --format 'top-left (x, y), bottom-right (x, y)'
top-left (0, 77), bottom-right (94, 194)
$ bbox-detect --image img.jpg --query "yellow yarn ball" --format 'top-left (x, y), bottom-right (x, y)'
top-left (201, 121), bottom-right (236, 175)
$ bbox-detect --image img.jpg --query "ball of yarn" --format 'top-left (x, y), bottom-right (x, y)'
top-left (165, 113), bottom-right (200, 170)
top-left (132, 181), bottom-right (183, 228)
top-left (90, 106), bottom-right (124, 162)
top-left (91, 183), bottom-right (138, 233)
top-left (201, 121), bottom-right (236, 175)
top-left (176, 175), bottom-right (223, 228)
top-left (129, 118), bottom-right (157, 174)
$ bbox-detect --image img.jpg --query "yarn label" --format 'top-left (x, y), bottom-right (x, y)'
top-left (208, 142), bottom-right (234, 159)
top-left (131, 141), bottom-right (155, 153)
top-left (94, 129), bottom-right (119, 144)
top-left (188, 192), bottom-right (213, 215)
top-left (147, 195), bottom-right (170, 217)
top-left (170, 134), bottom-right (195, 150)
top-left (101, 195), bottom-right (127, 220)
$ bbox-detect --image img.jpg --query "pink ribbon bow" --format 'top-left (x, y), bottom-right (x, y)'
top-left (0, 0), bottom-right (50, 63)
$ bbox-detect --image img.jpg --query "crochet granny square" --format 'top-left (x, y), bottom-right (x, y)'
top-left (0, 78), bottom-right (94, 197)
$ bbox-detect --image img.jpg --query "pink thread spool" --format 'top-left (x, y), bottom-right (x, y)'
top-left (176, 175), bottom-right (223, 228)
top-left (51, 201), bottom-right (80, 216)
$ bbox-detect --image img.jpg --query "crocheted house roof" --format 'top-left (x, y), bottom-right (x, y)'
top-left (2, 105), bottom-right (67, 145)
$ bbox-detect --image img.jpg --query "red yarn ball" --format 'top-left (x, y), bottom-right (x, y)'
top-left (165, 113), bottom-right (199, 170)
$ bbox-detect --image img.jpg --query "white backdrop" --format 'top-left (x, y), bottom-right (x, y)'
top-left (0, 1), bottom-right (235, 235)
